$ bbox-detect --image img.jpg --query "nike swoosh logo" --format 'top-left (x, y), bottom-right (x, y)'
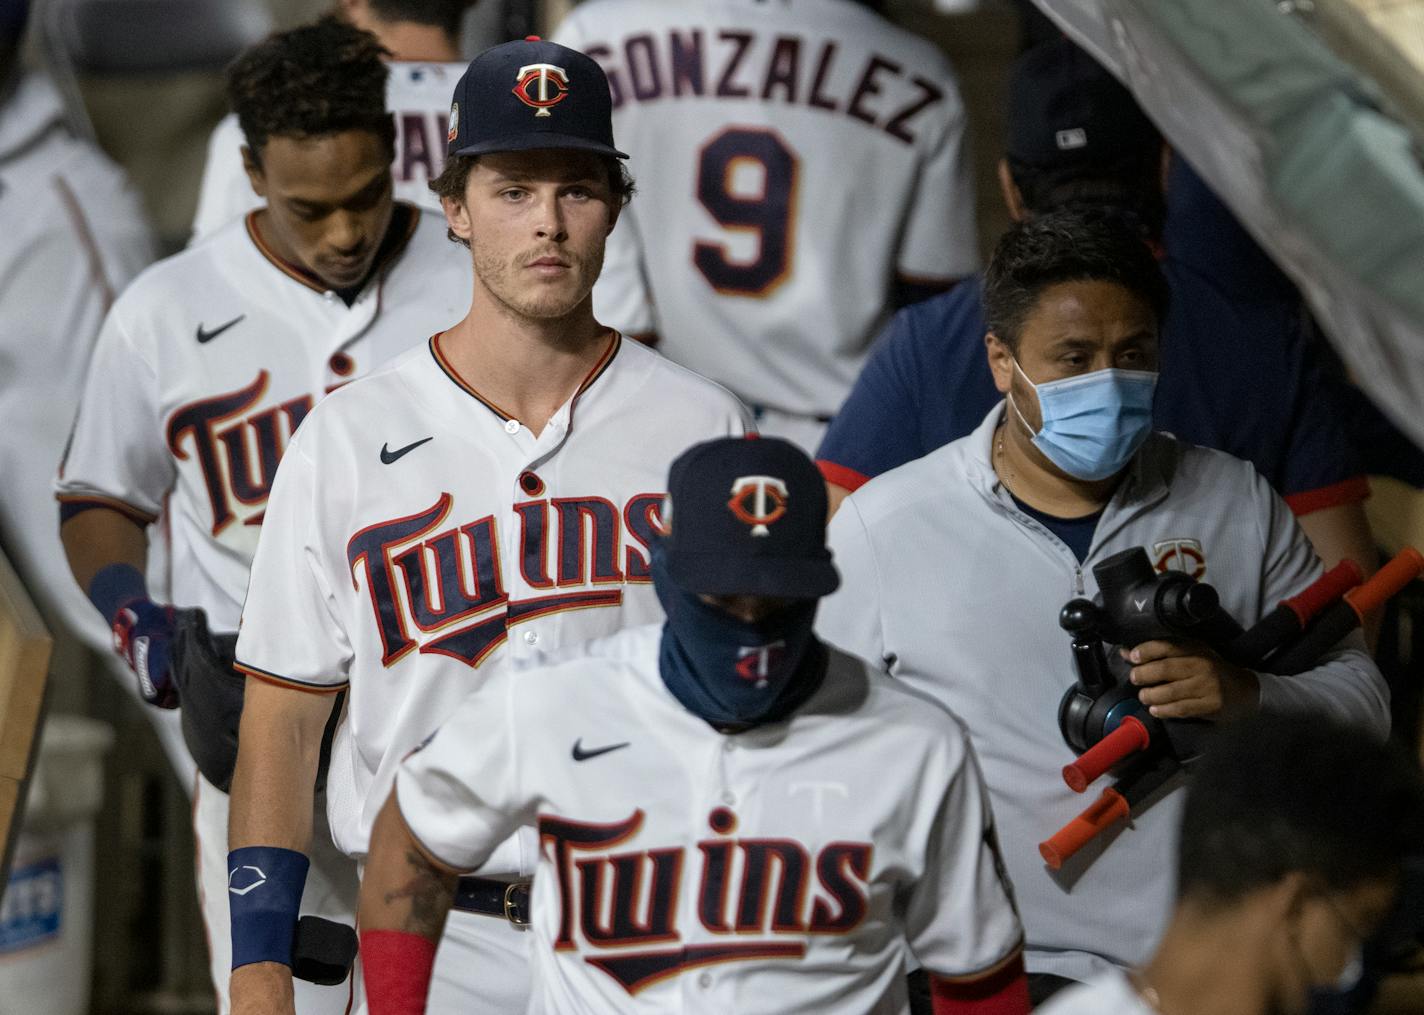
top-left (196, 315), bottom-right (245, 344)
top-left (380, 436), bottom-right (434, 465)
top-left (572, 739), bottom-right (629, 762)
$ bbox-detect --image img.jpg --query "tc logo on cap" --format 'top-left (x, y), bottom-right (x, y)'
top-left (1055, 127), bottom-right (1088, 150)
top-left (513, 63), bottom-right (569, 117)
top-left (728, 475), bottom-right (787, 537)
top-left (447, 102), bottom-right (459, 142)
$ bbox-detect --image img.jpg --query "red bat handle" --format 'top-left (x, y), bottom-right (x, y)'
top-left (1063, 716), bottom-right (1151, 793)
top-left (1039, 788), bottom-right (1130, 870)
top-left (1344, 547), bottom-right (1424, 620)
top-left (1284, 558), bottom-right (1363, 626)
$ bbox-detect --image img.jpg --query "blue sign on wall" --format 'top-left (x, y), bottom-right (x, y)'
top-left (0, 857), bottom-right (62, 953)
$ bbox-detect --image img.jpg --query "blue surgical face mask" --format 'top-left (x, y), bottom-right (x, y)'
top-left (651, 542), bottom-right (824, 727)
top-left (1009, 360), bottom-right (1158, 481)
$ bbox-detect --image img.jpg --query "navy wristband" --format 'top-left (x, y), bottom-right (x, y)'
top-left (87, 563), bottom-right (149, 626)
top-left (228, 846), bottom-right (310, 970)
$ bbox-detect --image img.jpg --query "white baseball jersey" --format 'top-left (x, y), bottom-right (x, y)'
top-left (396, 624), bottom-right (1024, 1014)
top-left (817, 404), bottom-right (1389, 984)
top-left (233, 336), bottom-right (751, 863)
top-left (190, 62), bottom-right (465, 240)
top-left (57, 203), bottom-right (471, 633)
top-left (1034, 970), bottom-right (1153, 1015)
top-left (553, 0), bottom-right (977, 419)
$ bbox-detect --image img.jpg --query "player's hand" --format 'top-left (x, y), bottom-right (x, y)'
top-left (1124, 640), bottom-right (1259, 721)
top-left (111, 598), bottom-right (179, 708)
top-left (230, 962), bottom-right (296, 1015)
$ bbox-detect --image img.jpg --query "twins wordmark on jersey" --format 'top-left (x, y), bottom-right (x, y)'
top-left (537, 804), bottom-right (872, 993)
top-left (57, 206), bottom-right (471, 631)
top-left (348, 486), bottom-right (664, 669)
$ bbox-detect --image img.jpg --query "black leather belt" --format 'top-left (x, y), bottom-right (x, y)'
top-left (453, 876), bottom-right (531, 926)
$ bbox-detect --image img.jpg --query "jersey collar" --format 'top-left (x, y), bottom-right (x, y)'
top-left (244, 201), bottom-right (420, 298)
top-left (428, 329), bottom-right (622, 429)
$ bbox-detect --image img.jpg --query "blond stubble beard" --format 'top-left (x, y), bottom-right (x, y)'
top-left (470, 239), bottom-right (606, 334)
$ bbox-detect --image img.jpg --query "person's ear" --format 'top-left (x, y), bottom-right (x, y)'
top-left (442, 193), bottom-right (473, 245)
top-left (241, 145), bottom-right (267, 200)
top-left (986, 331), bottom-right (1014, 395)
top-left (998, 159), bottom-right (1028, 223)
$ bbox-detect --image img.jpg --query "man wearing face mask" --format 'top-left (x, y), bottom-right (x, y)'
top-left (1037, 712), bottom-right (1424, 1015)
top-left (817, 209), bottom-right (1390, 1005)
top-left (356, 436), bottom-right (1031, 1015)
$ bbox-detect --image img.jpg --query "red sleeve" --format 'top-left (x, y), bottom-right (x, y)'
top-left (930, 952), bottom-right (1030, 1015)
top-left (360, 930), bottom-right (437, 1015)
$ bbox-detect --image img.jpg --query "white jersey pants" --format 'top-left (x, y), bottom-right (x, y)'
top-left (194, 774), bottom-right (360, 1014)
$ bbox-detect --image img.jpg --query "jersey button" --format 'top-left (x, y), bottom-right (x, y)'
top-left (720, 791), bottom-right (736, 805)
top-left (523, 630), bottom-right (538, 645)
top-left (504, 419), bottom-right (521, 435)
top-left (328, 352), bottom-right (355, 377)
top-left (519, 471), bottom-right (544, 496)
top-left (722, 740), bottom-right (735, 753)
top-left (697, 973), bottom-right (712, 989)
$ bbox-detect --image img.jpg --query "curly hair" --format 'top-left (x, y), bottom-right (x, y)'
top-left (982, 208), bottom-right (1169, 353)
top-left (226, 15), bottom-right (394, 164)
top-left (428, 154), bottom-right (636, 248)
top-left (368, 0), bottom-right (476, 38)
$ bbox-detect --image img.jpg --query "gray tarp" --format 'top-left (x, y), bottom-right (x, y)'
top-left (1033, 0), bottom-right (1424, 446)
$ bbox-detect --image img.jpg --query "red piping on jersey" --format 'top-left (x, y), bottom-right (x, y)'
top-left (233, 660), bottom-right (348, 695)
top-left (53, 174), bottom-right (116, 311)
top-left (817, 459), bottom-right (871, 494)
top-left (1283, 475), bottom-right (1371, 517)
top-left (244, 202), bottom-right (420, 294)
top-left (55, 492), bottom-right (159, 526)
top-left (428, 330), bottom-right (622, 430)
top-left (930, 949), bottom-right (1030, 1015)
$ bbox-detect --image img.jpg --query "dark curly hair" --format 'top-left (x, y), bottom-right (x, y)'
top-left (428, 154), bottom-right (636, 248)
top-left (226, 15), bottom-right (394, 165)
top-left (982, 208), bottom-right (1169, 353)
top-left (368, 0), bottom-right (476, 38)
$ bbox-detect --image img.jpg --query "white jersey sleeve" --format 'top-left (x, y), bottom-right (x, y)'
top-left (57, 304), bottom-right (174, 522)
top-left (896, 91), bottom-right (976, 281)
top-left (1249, 467), bottom-right (1389, 735)
top-left (394, 665), bottom-right (532, 871)
top-left (1035, 970), bottom-right (1154, 1015)
top-left (190, 114), bottom-right (259, 242)
top-left (904, 727), bottom-right (1023, 978)
top-left (233, 433), bottom-right (352, 691)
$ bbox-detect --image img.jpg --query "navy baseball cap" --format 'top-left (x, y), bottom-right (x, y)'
top-left (660, 436), bottom-right (839, 599)
top-left (1006, 37), bottom-right (1160, 171)
top-left (446, 36), bottom-right (627, 159)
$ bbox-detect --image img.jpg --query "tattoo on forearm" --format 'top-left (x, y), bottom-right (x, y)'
top-left (383, 850), bottom-right (450, 938)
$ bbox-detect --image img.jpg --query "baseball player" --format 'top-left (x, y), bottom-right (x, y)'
top-left (357, 435), bottom-right (1029, 1015)
top-left (191, 1), bottom-right (476, 239)
top-left (227, 37), bottom-right (751, 1015)
top-left (55, 18), bottom-right (471, 1013)
top-left (553, 0), bottom-right (977, 452)
top-left (817, 210), bottom-right (1390, 1004)
top-left (1038, 713), bottom-right (1424, 1015)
